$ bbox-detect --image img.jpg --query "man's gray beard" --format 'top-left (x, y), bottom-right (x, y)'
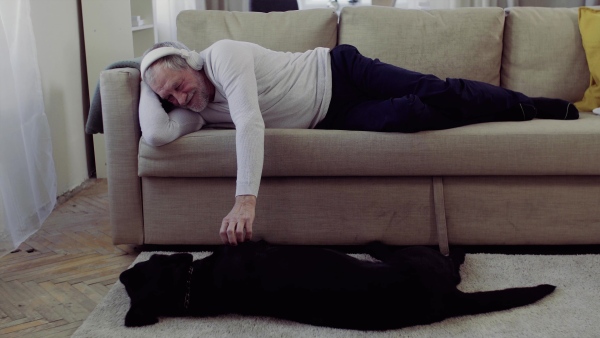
top-left (186, 100), bottom-right (206, 113)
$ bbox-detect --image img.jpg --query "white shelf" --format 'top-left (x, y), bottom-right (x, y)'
top-left (132, 24), bottom-right (154, 31)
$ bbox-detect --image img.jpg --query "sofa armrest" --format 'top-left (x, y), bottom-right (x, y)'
top-left (100, 68), bottom-right (144, 245)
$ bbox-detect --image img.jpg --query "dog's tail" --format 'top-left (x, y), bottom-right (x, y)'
top-left (450, 284), bottom-right (555, 317)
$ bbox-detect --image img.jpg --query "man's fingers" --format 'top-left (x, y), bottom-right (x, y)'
top-left (245, 220), bottom-right (253, 241)
top-left (219, 221), bottom-right (229, 244)
top-left (236, 222), bottom-right (245, 243)
top-left (246, 226), bottom-right (253, 241)
top-left (221, 197), bottom-right (256, 245)
top-left (220, 220), bottom-right (238, 245)
top-left (227, 221), bottom-right (238, 245)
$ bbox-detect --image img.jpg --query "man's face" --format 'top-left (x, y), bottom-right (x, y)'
top-left (148, 63), bottom-right (213, 112)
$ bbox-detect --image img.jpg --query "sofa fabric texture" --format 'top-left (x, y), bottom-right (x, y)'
top-left (339, 7), bottom-right (505, 85)
top-left (138, 115), bottom-right (600, 178)
top-left (177, 9), bottom-right (338, 52)
top-left (100, 6), bottom-right (600, 247)
top-left (501, 7), bottom-right (590, 101)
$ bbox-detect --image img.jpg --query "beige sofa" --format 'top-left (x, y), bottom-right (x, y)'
top-left (100, 6), bottom-right (600, 252)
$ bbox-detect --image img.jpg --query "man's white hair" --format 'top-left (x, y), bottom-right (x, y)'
top-left (142, 41), bottom-right (192, 85)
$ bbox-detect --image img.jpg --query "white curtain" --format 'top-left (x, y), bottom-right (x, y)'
top-left (155, 0), bottom-right (206, 43)
top-left (205, 0), bottom-right (249, 11)
top-left (408, 0), bottom-right (504, 8)
top-left (397, 0), bottom-right (600, 8)
top-left (154, 0), bottom-right (252, 43)
top-left (0, 0), bottom-right (57, 257)
top-left (301, 0), bottom-right (600, 9)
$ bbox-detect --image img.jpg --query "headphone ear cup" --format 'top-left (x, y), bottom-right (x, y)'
top-left (184, 50), bottom-right (204, 70)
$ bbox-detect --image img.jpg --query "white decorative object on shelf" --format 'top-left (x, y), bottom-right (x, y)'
top-left (131, 15), bottom-right (145, 27)
top-left (593, 107), bottom-right (600, 115)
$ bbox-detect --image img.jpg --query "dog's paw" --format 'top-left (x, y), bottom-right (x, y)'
top-left (124, 306), bottom-right (159, 327)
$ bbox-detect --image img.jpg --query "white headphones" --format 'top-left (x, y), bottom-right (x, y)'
top-left (140, 46), bottom-right (204, 82)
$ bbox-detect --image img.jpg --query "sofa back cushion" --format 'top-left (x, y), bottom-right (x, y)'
top-left (338, 6), bottom-right (505, 85)
top-left (177, 8), bottom-right (338, 52)
top-left (501, 7), bottom-right (589, 101)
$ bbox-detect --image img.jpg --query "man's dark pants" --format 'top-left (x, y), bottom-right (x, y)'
top-left (316, 44), bottom-right (534, 132)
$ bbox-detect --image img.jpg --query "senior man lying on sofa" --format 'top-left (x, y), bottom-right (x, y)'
top-left (138, 37), bottom-right (579, 245)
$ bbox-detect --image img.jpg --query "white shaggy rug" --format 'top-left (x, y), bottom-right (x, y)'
top-left (72, 251), bottom-right (600, 338)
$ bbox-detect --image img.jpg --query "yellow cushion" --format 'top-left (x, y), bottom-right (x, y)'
top-left (575, 7), bottom-right (600, 112)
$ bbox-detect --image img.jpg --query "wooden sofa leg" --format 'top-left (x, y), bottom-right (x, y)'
top-left (433, 177), bottom-right (450, 256)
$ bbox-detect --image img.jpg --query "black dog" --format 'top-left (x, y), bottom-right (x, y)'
top-left (119, 240), bottom-right (555, 330)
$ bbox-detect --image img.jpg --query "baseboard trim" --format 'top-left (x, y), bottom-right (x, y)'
top-left (55, 178), bottom-right (99, 208)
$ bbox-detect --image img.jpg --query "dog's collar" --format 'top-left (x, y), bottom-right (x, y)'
top-left (183, 265), bottom-right (194, 310)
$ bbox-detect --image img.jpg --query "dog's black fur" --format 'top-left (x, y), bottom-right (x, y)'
top-left (119, 240), bottom-right (555, 330)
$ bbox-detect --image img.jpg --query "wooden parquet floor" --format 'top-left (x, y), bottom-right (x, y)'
top-left (3, 179), bottom-right (599, 337)
top-left (0, 179), bottom-right (139, 337)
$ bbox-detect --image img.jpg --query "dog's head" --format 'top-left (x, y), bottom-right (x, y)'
top-left (119, 253), bottom-right (193, 327)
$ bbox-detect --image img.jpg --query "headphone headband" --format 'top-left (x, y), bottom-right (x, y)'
top-left (140, 46), bottom-right (204, 82)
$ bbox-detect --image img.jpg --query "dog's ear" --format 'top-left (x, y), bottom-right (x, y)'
top-left (167, 253), bottom-right (193, 265)
top-left (149, 253), bottom-right (170, 262)
top-left (124, 304), bottom-right (159, 327)
top-left (119, 266), bottom-right (143, 287)
top-left (143, 253), bottom-right (193, 267)
top-left (120, 254), bottom-right (170, 286)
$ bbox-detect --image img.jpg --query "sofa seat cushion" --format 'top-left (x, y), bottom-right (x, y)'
top-left (138, 113), bottom-right (600, 178)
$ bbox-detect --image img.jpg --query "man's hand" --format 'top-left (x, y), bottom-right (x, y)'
top-left (220, 195), bottom-right (256, 245)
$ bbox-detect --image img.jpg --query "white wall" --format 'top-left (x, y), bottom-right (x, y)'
top-left (30, 0), bottom-right (89, 196)
top-left (81, 0), bottom-right (137, 179)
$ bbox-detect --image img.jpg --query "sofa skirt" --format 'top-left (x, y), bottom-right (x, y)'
top-left (137, 175), bottom-right (600, 247)
top-left (141, 176), bottom-right (438, 246)
top-left (443, 176), bottom-right (600, 245)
